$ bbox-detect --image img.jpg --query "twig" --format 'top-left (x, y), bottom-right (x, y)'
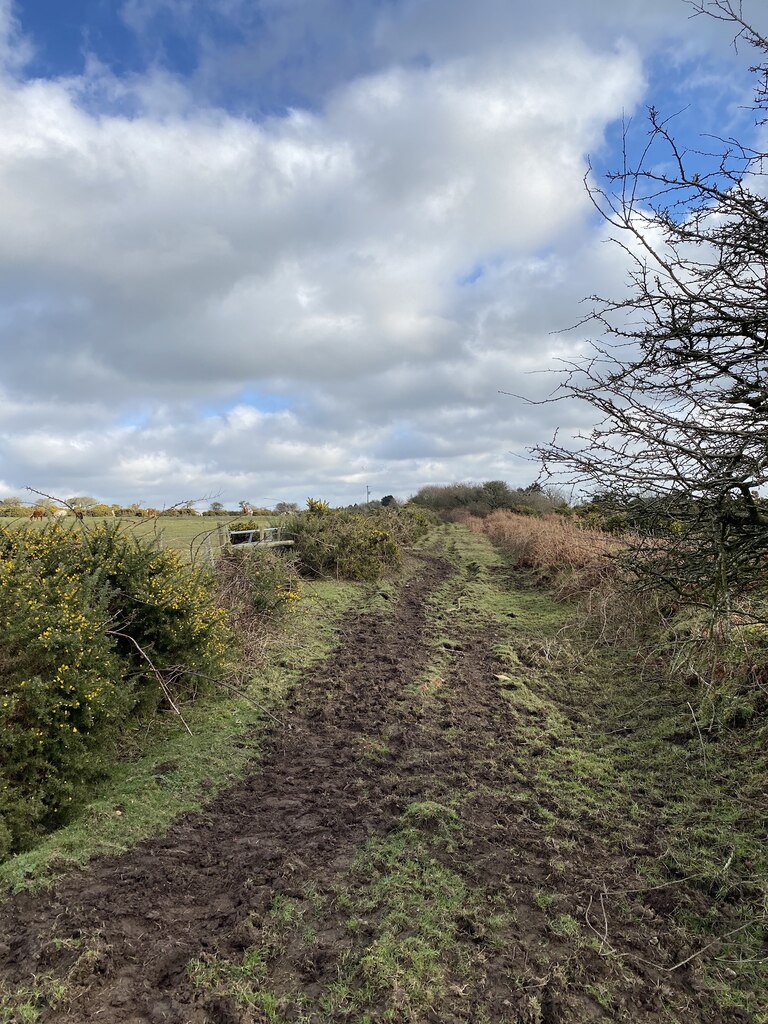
top-left (585, 889), bottom-right (611, 954)
top-left (107, 629), bottom-right (193, 736)
top-left (655, 919), bottom-right (765, 973)
top-left (25, 486), bottom-right (84, 518)
top-left (687, 700), bottom-right (708, 776)
top-left (714, 954), bottom-right (768, 965)
top-left (595, 873), bottom-right (704, 896)
top-left (585, 892), bottom-right (765, 974)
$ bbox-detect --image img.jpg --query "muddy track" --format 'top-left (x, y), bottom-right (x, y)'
top-left (0, 556), bottom-right (451, 1022)
top-left (0, 545), bottom-right (751, 1023)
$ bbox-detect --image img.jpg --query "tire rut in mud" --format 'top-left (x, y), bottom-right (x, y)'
top-left (0, 555), bottom-right (451, 1022)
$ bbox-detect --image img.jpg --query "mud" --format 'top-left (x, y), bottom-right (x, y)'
top-left (0, 556), bottom-right (451, 1020)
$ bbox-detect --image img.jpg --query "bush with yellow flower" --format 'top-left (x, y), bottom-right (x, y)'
top-left (0, 521), bottom-right (230, 858)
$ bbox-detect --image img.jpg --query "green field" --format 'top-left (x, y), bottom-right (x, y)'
top-left (0, 516), bottom-right (276, 563)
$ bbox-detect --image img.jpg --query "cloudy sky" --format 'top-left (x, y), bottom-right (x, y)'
top-left (0, 0), bottom-right (763, 508)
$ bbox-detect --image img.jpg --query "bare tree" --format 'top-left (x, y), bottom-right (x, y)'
top-left (534, 1), bottom-right (768, 614)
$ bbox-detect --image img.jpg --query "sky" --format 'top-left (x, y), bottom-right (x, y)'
top-left (0, 0), bottom-right (763, 509)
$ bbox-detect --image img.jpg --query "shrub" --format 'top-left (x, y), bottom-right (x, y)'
top-left (373, 503), bottom-right (438, 545)
top-left (0, 550), bottom-right (125, 855)
top-left (288, 505), bottom-right (402, 581)
top-left (0, 521), bottom-right (230, 856)
top-left (86, 504), bottom-right (115, 517)
top-left (229, 517), bottom-right (271, 531)
top-left (306, 498), bottom-right (331, 516)
top-left (410, 480), bottom-right (565, 518)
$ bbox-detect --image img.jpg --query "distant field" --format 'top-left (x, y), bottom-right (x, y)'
top-left (0, 516), bottom-right (276, 563)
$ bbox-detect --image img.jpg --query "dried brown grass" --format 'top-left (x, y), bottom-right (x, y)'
top-left (463, 511), bottom-right (669, 644)
top-left (464, 510), bottom-right (621, 591)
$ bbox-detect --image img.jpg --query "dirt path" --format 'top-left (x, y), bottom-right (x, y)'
top-left (0, 534), bottom-right (756, 1023)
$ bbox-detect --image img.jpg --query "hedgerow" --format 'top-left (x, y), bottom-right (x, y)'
top-left (0, 521), bottom-right (230, 857)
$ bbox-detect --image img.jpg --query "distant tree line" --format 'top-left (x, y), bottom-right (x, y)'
top-left (409, 480), bottom-right (567, 519)
top-left (0, 497), bottom-right (290, 518)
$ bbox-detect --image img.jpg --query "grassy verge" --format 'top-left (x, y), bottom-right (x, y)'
top-left (393, 526), bottom-right (766, 1020)
top-left (432, 525), bottom-right (768, 1021)
top-left (3, 525), bottom-right (765, 1021)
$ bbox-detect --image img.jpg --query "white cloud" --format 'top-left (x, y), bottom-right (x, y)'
top-left (0, 0), bottom-right (753, 504)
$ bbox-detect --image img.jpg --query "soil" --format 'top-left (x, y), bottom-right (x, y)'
top-left (0, 548), bottom-right (754, 1023)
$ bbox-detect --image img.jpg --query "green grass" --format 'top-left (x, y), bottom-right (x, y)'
top-left (4, 521), bottom-right (766, 1021)
top-left (335, 833), bottom-right (472, 1016)
top-left (548, 913), bottom-right (580, 939)
top-left (419, 524), bottom-right (768, 1021)
top-left (419, 523), bottom-right (566, 634)
top-left (0, 965), bottom-right (73, 1022)
top-left (190, 811), bottom-right (511, 1024)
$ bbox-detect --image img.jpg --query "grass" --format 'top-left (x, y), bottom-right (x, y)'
top-left (343, 828), bottom-right (476, 1015)
top-left (4, 521), bottom-right (766, 1021)
top-left (466, 510), bottom-right (619, 580)
top-left (189, 811), bottom-right (511, 1024)
top-left (184, 530), bottom-right (526, 1021)
top-left (420, 524), bottom-right (768, 1021)
top-left (548, 913), bottom-right (580, 939)
top-left (407, 522), bottom-right (566, 698)
top-left (0, 531), bottom-right (420, 897)
top-left (0, 570), bottom-right (367, 1021)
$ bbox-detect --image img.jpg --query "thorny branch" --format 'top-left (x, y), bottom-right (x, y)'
top-left (107, 628), bottom-right (193, 736)
top-left (530, 4), bottom-right (768, 614)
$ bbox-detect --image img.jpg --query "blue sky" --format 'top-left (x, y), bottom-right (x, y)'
top-left (0, 0), bottom-right (764, 507)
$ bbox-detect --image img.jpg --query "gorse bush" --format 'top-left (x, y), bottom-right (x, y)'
top-left (289, 505), bottom-right (401, 581)
top-left (228, 517), bottom-right (272, 531)
top-left (305, 498), bottom-right (331, 516)
top-left (379, 503), bottom-right (438, 545)
top-left (287, 502), bottom-right (434, 581)
top-left (0, 548), bottom-right (125, 856)
top-left (0, 521), bottom-right (229, 857)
